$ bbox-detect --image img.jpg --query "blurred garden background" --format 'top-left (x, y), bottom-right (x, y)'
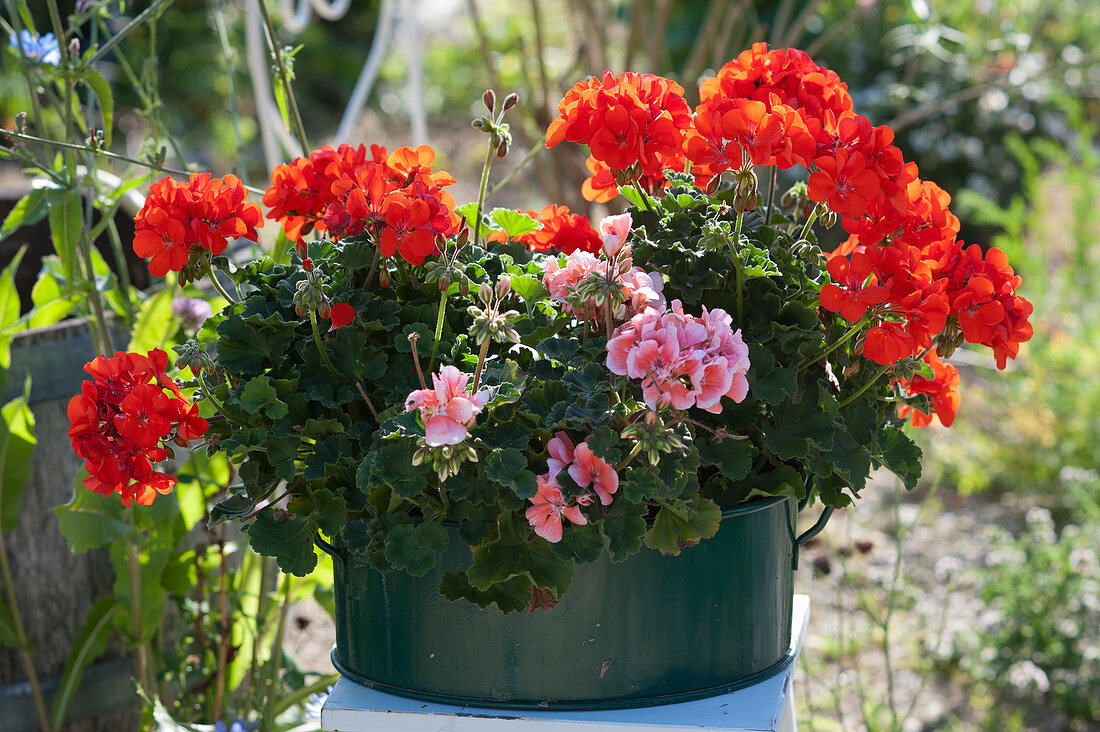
top-left (0, 1), bottom-right (1098, 730)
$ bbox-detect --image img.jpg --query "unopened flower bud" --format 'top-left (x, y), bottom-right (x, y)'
top-left (68, 38), bottom-right (80, 57)
top-left (478, 281), bottom-right (493, 305)
top-left (15, 112), bottom-right (26, 134)
top-left (379, 268), bottom-right (390, 287)
top-left (502, 92), bottom-right (519, 111)
top-left (302, 257), bottom-right (313, 271)
top-left (495, 275), bottom-right (511, 299)
top-left (705, 174), bottom-right (722, 195)
top-left (819, 209), bottom-right (839, 228)
top-left (483, 89), bottom-right (496, 113)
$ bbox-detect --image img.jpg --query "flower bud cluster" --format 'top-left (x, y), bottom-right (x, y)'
top-left (467, 275), bottom-right (521, 346)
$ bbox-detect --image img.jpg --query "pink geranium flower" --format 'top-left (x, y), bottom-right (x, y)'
top-left (598, 213), bottom-right (632, 257)
top-left (606, 299), bottom-right (750, 414)
top-left (546, 431), bottom-right (575, 480)
top-left (568, 441), bottom-right (619, 505)
top-left (542, 249), bottom-right (665, 322)
top-left (404, 365), bottom-right (489, 446)
top-left (525, 475), bottom-right (588, 543)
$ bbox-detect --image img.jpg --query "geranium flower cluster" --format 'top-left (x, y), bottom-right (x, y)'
top-left (542, 249), bottom-right (664, 322)
top-left (133, 173), bottom-right (263, 277)
top-left (404, 365), bottom-right (488, 446)
top-left (896, 349), bottom-right (961, 428)
top-left (545, 71), bottom-right (692, 181)
top-left (67, 349), bottom-right (207, 507)
top-left (675, 43), bottom-right (1033, 372)
top-left (488, 203), bottom-right (602, 254)
top-left (525, 432), bottom-right (618, 543)
top-left (264, 143), bottom-right (460, 265)
top-left (580, 151), bottom-right (688, 204)
top-left (607, 300), bottom-right (750, 414)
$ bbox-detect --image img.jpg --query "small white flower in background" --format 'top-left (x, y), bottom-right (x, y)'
top-left (1006, 660), bottom-right (1051, 694)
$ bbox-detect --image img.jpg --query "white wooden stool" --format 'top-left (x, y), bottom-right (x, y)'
top-left (322, 594), bottom-right (810, 732)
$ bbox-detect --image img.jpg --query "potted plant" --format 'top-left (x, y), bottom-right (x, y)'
top-left (65, 44), bottom-right (1033, 711)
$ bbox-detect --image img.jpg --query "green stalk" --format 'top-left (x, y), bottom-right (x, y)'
top-left (798, 315), bottom-right (869, 370)
top-left (196, 370), bottom-right (246, 426)
top-left (125, 534), bottom-right (153, 695)
top-left (309, 309), bottom-right (338, 374)
top-left (471, 141), bottom-right (495, 249)
top-left (796, 202), bottom-right (821, 243)
top-left (260, 574), bottom-right (294, 732)
top-left (764, 165), bottom-right (778, 222)
top-left (0, 526), bottom-right (52, 732)
top-left (255, 0), bottom-right (310, 156)
top-left (486, 139), bottom-right (542, 198)
top-left (837, 361), bottom-right (893, 409)
top-left (204, 258), bottom-right (238, 304)
top-left (471, 336), bottom-right (491, 393)
top-left (87, 0), bottom-right (174, 66)
top-left (729, 211), bottom-right (745, 327)
top-left (106, 217), bottom-right (137, 326)
top-left (428, 286), bottom-right (447, 374)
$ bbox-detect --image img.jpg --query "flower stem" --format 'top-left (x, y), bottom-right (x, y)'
top-left (196, 370), bottom-right (246, 426)
top-left (309, 309), bottom-right (338, 374)
top-left (729, 211), bottom-right (745, 327)
top-left (798, 315), bottom-right (869, 370)
top-left (255, 0), bottom-right (310, 157)
top-left (615, 442), bottom-right (643, 472)
top-left (797, 202), bottom-right (822, 243)
top-left (765, 165), bottom-right (778, 223)
top-left (260, 573), bottom-right (294, 732)
top-left (471, 336), bottom-right (491, 393)
top-left (205, 258), bottom-right (238, 304)
top-left (837, 362), bottom-right (894, 409)
top-left (125, 534), bottom-right (153, 695)
top-left (471, 139), bottom-right (495, 249)
top-left (428, 286), bottom-right (447, 374)
top-left (212, 541), bottom-right (230, 722)
top-left (0, 524), bottom-right (52, 732)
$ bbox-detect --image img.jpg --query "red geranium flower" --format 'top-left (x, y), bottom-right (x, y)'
top-left (67, 349), bottom-right (208, 506)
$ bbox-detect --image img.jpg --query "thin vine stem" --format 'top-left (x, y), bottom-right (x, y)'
top-left (260, 574), bottom-right (294, 732)
top-left (0, 128), bottom-right (266, 194)
top-left (0, 523), bottom-right (52, 732)
top-left (255, 0), bottom-right (310, 157)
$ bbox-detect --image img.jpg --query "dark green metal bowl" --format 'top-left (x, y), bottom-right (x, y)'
top-left (324, 495), bottom-right (814, 710)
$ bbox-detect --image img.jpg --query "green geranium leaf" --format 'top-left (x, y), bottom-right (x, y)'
top-left (54, 480), bottom-right (133, 554)
top-left (0, 391), bottom-right (36, 533)
top-left (239, 375), bottom-right (289, 420)
top-left (550, 521), bottom-right (603, 564)
top-left (467, 518), bottom-right (573, 597)
top-left (208, 492), bottom-right (258, 527)
top-left (695, 435), bottom-right (752, 481)
top-left (384, 523), bottom-right (448, 576)
top-left (246, 512), bottom-right (318, 576)
top-left (310, 488), bottom-right (348, 536)
top-left (537, 337), bottom-right (580, 363)
top-left (875, 428), bottom-right (923, 490)
top-left (763, 383), bottom-right (835, 460)
top-left (601, 498), bottom-right (647, 562)
top-left (371, 440), bottom-right (429, 497)
top-left (484, 448), bottom-right (538, 499)
top-left (216, 312), bottom-right (295, 374)
top-left (439, 569), bottom-right (531, 614)
top-left (489, 208), bottom-right (539, 239)
top-left (747, 345), bottom-right (798, 406)
top-left (643, 497), bottom-right (722, 556)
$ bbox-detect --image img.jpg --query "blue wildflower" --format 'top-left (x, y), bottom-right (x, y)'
top-left (8, 30), bottom-right (62, 66)
top-left (214, 719), bottom-right (253, 732)
top-left (304, 685), bottom-right (332, 719)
